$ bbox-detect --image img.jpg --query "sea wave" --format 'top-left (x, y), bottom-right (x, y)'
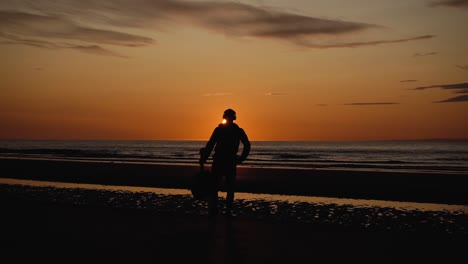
top-left (1, 140), bottom-right (467, 174)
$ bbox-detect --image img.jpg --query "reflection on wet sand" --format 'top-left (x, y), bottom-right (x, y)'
top-left (1, 178), bottom-right (466, 235)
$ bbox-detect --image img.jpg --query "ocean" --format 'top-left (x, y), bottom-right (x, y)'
top-left (0, 140), bottom-right (467, 174)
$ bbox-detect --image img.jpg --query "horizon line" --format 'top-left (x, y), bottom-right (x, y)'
top-left (1, 138), bottom-right (468, 142)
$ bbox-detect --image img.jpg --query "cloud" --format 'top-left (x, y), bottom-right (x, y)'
top-left (430, 0), bottom-right (468, 8)
top-left (412, 82), bottom-right (468, 91)
top-left (344, 102), bottom-right (399, 106)
top-left (0, 32), bottom-right (61, 48)
top-left (316, 104), bottom-right (328, 106)
top-left (202, 93), bottom-right (232, 97)
top-left (297, 35), bottom-right (434, 48)
top-left (265, 92), bottom-right (288, 96)
top-left (413, 52), bottom-right (438, 57)
top-left (456, 65), bottom-right (468, 70)
top-left (0, 0), bottom-right (434, 53)
top-left (0, 32), bottom-right (127, 58)
top-left (0, 10), bottom-right (153, 57)
top-left (70, 45), bottom-right (129, 58)
top-left (0, 10), bottom-right (153, 45)
top-left (400, 80), bottom-right (418, 82)
top-left (434, 95), bottom-right (468, 103)
top-left (412, 82), bottom-right (468, 103)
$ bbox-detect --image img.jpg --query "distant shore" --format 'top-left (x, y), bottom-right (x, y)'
top-left (1, 157), bottom-right (467, 205)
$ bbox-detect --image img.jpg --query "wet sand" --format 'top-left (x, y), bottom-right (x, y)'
top-left (1, 182), bottom-right (467, 264)
top-left (0, 157), bottom-right (467, 263)
top-left (1, 157), bottom-right (467, 204)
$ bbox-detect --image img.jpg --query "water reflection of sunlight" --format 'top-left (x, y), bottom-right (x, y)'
top-left (234, 192), bottom-right (467, 213)
top-left (0, 178), bottom-right (466, 214)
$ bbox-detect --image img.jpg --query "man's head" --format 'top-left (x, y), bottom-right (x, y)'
top-left (223, 109), bottom-right (237, 122)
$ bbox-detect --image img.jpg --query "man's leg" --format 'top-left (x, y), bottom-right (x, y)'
top-left (208, 164), bottom-right (221, 217)
top-left (225, 170), bottom-right (236, 215)
top-left (208, 189), bottom-right (218, 217)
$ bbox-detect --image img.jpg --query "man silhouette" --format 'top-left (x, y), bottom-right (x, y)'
top-left (199, 109), bottom-right (251, 217)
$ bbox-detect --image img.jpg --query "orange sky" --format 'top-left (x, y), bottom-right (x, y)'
top-left (1, 0), bottom-right (467, 141)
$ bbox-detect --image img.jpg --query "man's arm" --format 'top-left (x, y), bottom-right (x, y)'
top-left (199, 128), bottom-right (218, 165)
top-left (238, 129), bottom-right (250, 163)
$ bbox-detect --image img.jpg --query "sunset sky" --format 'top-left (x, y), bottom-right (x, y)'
top-left (1, 0), bottom-right (467, 141)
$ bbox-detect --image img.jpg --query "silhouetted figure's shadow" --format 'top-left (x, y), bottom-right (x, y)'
top-left (206, 216), bottom-right (242, 263)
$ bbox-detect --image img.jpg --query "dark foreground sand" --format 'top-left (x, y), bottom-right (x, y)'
top-left (0, 158), bottom-right (467, 263)
top-left (0, 185), bottom-right (468, 263)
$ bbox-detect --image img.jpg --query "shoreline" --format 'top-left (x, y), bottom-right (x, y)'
top-left (1, 155), bottom-right (466, 175)
top-left (1, 157), bottom-right (467, 205)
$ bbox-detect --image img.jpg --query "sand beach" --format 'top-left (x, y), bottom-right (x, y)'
top-left (1, 158), bottom-right (467, 263)
top-left (1, 157), bottom-right (467, 204)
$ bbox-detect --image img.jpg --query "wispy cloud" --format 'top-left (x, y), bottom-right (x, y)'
top-left (344, 102), bottom-right (399, 106)
top-left (264, 92), bottom-right (288, 96)
top-left (0, 11), bottom-right (153, 46)
top-left (456, 65), bottom-right (468, 70)
top-left (0, 0), bottom-right (435, 55)
top-left (413, 52), bottom-right (438, 57)
top-left (202, 93), bottom-right (232, 97)
top-left (71, 45), bottom-right (129, 58)
top-left (0, 10), bottom-right (152, 57)
top-left (298, 35), bottom-right (434, 48)
top-left (412, 82), bottom-right (468, 103)
top-left (400, 80), bottom-right (418, 83)
top-left (412, 82), bottom-right (468, 91)
top-left (434, 95), bottom-right (468, 103)
top-left (0, 31), bottom-right (128, 58)
top-left (429, 0), bottom-right (468, 8)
